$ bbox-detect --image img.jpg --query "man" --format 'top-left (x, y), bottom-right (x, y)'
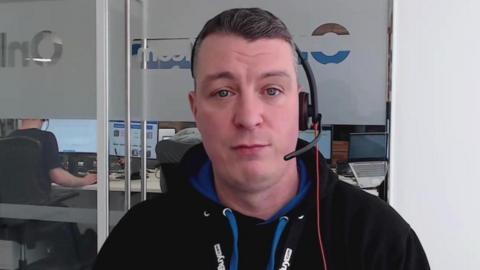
top-left (9, 119), bottom-right (97, 191)
top-left (94, 8), bottom-right (429, 269)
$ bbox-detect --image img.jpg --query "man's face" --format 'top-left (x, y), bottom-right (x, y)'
top-left (189, 33), bottom-right (299, 191)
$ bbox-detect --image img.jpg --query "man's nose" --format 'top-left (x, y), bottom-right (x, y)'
top-left (232, 92), bottom-right (263, 130)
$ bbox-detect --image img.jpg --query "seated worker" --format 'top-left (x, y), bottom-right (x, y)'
top-left (94, 8), bottom-right (430, 269)
top-left (8, 119), bottom-right (97, 191)
top-left (7, 118), bottom-right (97, 267)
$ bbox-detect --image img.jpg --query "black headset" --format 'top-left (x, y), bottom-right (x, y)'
top-left (190, 40), bottom-right (322, 160)
top-left (283, 45), bottom-right (323, 160)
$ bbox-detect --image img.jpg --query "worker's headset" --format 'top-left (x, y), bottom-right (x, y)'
top-left (190, 41), bottom-right (322, 160)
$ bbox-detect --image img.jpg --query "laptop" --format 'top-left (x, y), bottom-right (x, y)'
top-left (348, 132), bottom-right (388, 188)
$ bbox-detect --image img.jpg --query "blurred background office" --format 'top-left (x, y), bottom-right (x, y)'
top-left (1, 0), bottom-right (479, 269)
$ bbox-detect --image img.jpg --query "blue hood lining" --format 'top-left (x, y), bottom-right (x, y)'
top-left (189, 159), bottom-right (312, 222)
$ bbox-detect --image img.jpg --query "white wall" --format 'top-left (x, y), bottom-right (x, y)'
top-left (390, 1), bottom-right (480, 269)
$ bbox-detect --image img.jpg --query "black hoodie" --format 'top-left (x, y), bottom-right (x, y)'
top-left (94, 141), bottom-right (430, 270)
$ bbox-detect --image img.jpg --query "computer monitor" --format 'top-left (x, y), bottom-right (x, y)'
top-left (348, 132), bottom-right (387, 162)
top-left (109, 121), bottom-right (159, 159)
top-left (298, 126), bottom-right (332, 163)
top-left (45, 119), bottom-right (97, 153)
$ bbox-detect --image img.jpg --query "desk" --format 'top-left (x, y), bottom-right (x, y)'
top-left (51, 172), bottom-right (164, 212)
top-left (53, 172), bottom-right (164, 193)
top-left (80, 179), bottom-right (162, 193)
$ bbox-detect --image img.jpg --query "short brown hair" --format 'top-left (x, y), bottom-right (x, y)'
top-left (190, 7), bottom-right (295, 78)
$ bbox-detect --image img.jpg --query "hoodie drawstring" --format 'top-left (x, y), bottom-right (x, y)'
top-left (223, 208), bottom-right (239, 270)
top-left (222, 209), bottom-right (290, 270)
top-left (267, 216), bottom-right (289, 270)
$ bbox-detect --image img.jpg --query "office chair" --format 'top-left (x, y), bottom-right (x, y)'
top-left (155, 138), bottom-right (201, 193)
top-left (0, 136), bottom-right (80, 269)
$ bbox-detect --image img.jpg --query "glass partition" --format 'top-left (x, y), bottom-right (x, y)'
top-left (0, 0), bottom-right (98, 269)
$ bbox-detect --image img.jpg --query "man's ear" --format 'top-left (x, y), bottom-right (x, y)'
top-left (188, 90), bottom-right (197, 118)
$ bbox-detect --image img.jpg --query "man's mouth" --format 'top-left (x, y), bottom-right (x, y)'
top-left (232, 144), bottom-right (268, 149)
top-left (231, 144), bottom-right (270, 155)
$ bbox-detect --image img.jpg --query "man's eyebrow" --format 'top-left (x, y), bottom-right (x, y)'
top-left (202, 71), bottom-right (236, 84)
top-left (199, 70), bottom-right (292, 88)
top-left (260, 70), bottom-right (292, 80)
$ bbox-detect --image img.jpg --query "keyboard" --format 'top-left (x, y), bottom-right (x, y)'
top-left (350, 162), bottom-right (387, 178)
top-left (349, 161), bottom-right (388, 188)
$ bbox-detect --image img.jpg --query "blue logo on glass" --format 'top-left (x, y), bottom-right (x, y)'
top-left (308, 23), bottom-right (350, 65)
top-left (132, 42), bottom-right (191, 70)
top-left (133, 23), bottom-right (350, 69)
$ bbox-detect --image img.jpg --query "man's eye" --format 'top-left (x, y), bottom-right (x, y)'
top-left (216, 89), bottom-right (231, 97)
top-left (265, 88), bottom-right (280, 96)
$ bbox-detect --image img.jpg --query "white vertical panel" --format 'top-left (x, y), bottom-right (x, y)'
top-left (96, 0), bottom-right (110, 250)
top-left (390, 1), bottom-right (480, 269)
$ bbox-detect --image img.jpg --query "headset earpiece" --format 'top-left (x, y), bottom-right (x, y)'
top-left (295, 45), bottom-right (321, 130)
top-left (299, 92), bottom-right (310, 131)
top-left (284, 45), bottom-right (322, 160)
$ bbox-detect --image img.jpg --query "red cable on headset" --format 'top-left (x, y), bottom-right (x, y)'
top-left (314, 122), bottom-right (328, 270)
